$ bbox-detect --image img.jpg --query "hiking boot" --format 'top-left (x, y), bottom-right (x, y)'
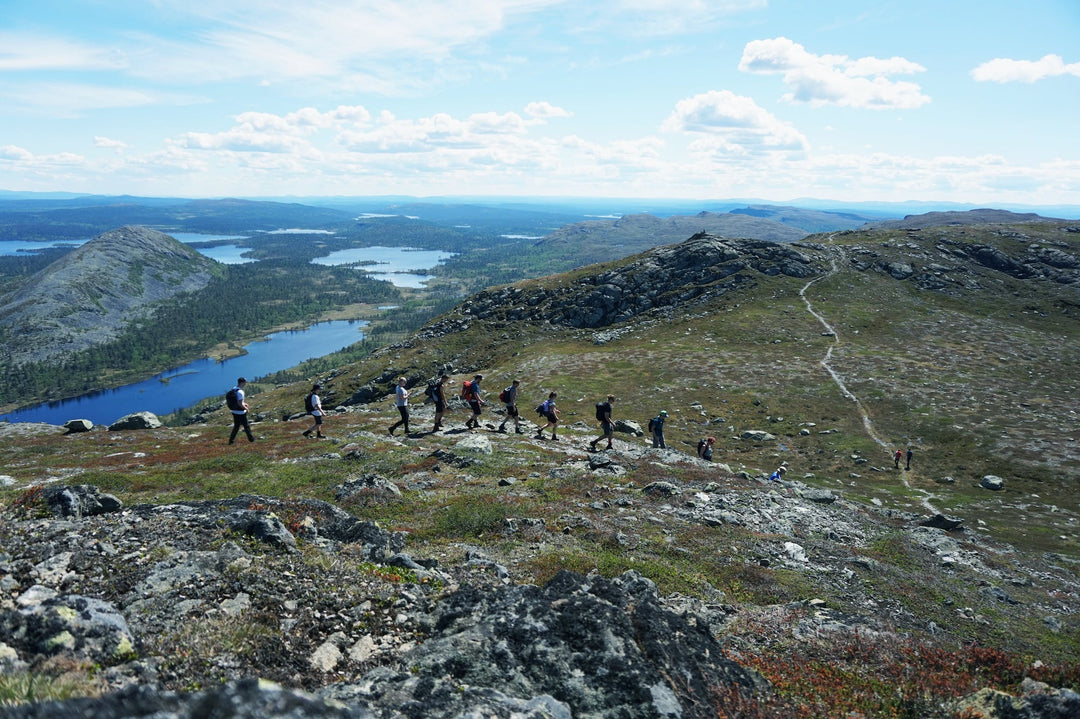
top-left (497, 426), bottom-right (507, 433)
top-left (302, 430), bottom-right (312, 438)
top-left (317, 433), bottom-right (326, 438)
top-left (515, 428), bottom-right (525, 434)
top-left (588, 442), bottom-right (597, 452)
top-left (388, 427), bottom-right (395, 436)
top-left (550, 435), bottom-right (559, 441)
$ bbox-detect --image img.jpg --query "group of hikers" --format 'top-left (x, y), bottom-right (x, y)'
top-left (226, 374), bottom-right (870, 481)
top-left (224, 374), bottom-right (706, 457)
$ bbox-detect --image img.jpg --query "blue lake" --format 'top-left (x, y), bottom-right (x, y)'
top-left (0, 234), bottom-right (254, 264)
top-left (0, 320), bottom-right (368, 427)
top-left (312, 246), bottom-right (454, 287)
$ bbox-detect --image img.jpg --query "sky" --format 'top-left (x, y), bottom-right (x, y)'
top-left (1, 0), bottom-right (1078, 207)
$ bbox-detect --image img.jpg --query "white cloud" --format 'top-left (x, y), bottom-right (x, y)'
top-left (971, 54), bottom-right (1080, 83)
top-left (0, 33), bottom-right (126, 71)
top-left (94, 137), bottom-right (128, 151)
top-left (661, 90), bottom-right (809, 153)
top-left (524, 101), bottom-right (572, 120)
top-left (740, 37), bottom-right (930, 110)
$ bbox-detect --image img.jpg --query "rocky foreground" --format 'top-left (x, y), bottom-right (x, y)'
top-left (2, 410), bottom-right (1079, 718)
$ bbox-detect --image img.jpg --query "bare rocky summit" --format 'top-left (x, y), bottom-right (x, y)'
top-left (0, 226), bottom-right (220, 366)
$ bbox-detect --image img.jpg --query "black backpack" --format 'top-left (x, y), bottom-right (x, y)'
top-left (647, 417), bottom-right (656, 432)
top-left (225, 388), bottom-right (242, 411)
top-left (425, 381), bottom-right (438, 400)
top-left (595, 402), bottom-right (606, 422)
top-left (304, 393), bottom-right (315, 413)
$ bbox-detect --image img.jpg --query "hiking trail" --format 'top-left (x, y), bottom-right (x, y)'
top-left (798, 237), bottom-right (941, 515)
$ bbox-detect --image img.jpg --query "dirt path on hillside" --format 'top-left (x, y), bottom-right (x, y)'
top-left (799, 237), bottom-right (941, 515)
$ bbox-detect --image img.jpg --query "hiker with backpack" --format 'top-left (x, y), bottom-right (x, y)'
top-left (301, 383), bottom-right (325, 439)
top-left (535, 391), bottom-right (560, 441)
top-left (497, 379), bottom-right (524, 434)
top-left (463, 374), bottom-right (485, 430)
top-left (697, 436), bottom-right (715, 461)
top-left (648, 410), bottom-right (668, 449)
top-left (388, 376), bottom-right (410, 436)
top-left (226, 377), bottom-right (255, 444)
top-left (588, 395), bottom-right (615, 451)
top-left (429, 374), bottom-right (450, 432)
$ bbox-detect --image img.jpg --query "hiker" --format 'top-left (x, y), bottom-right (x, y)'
top-left (894, 449), bottom-right (903, 468)
top-left (463, 374), bottom-right (485, 430)
top-left (769, 466), bottom-right (786, 482)
top-left (589, 395), bottom-right (615, 451)
top-left (649, 410), bottom-right (668, 449)
top-left (906, 448), bottom-right (913, 471)
top-left (497, 379), bottom-right (524, 434)
top-left (302, 383), bottom-right (325, 439)
top-left (431, 374), bottom-right (450, 432)
top-left (389, 377), bottom-right (410, 436)
top-left (535, 391), bottom-right (560, 441)
top-left (226, 377), bottom-right (255, 444)
top-left (697, 436), bottom-right (715, 461)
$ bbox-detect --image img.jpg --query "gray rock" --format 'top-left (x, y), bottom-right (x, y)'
top-left (642, 481), bottom-right (680, 497)
top-left (108, 411), bottom-right (162, 431)
top-left (980, 475), bottom-right (1005, 491)
top-left (1, 590), bottom-right (135, 664)
top-left (335, 473), bottom-right (402, 503)
top-left (43, 484), bottom-right (122, 518)
top-left (454, 433), bottom-right (493, 454)
top-left (223, 509), bottom-right (298, 551)
top-left (63, 419), bottom-right (94, 433)
top-left (920, 514), bottom-right (964, 531)
top-left (739, 430), bottom-right (777, 442)
top-left (615, 419), bottom-right (645, 437)
top-left (798, 488), bottom-right (837, 504)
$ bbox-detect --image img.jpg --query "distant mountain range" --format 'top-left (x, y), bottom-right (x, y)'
top-left (861, 208), bottom-right (1069, 230)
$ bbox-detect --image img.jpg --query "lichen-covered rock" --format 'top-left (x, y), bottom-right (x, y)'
top-left (108, 411), bottom-right (162, 431)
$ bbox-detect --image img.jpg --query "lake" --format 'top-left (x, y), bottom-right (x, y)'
top-left (0, 234), bottom-right (255, 264)
top-left (311, 246), bottom-right (455, 287)
top-left (0, 320), bottom-right (368, 427)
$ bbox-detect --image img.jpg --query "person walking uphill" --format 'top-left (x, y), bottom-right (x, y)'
top-left (463, 374), bottom-right (485, 430)
top-left (431, 374), bottom-right (450, 432)
top-left (589, 395), bottom-right (615, 451)
top-left (497, 379), bottom-right (523, 434)
top-left (389, 377), bottom-right (410, 436)
top-left (649, 410), bottom-right (668, 449)
top-left (226, 377), bottom-right (255, 444)
top-left (302, 383), bottom-right (325, 439)
top-left (894, 449), bottom-right (903, 469)
top-left (535, 392), bottom-right (560, 441)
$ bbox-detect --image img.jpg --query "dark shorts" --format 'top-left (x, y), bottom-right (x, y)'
top-left (469, 400), bottom-right (482, 414)
top-left (312, 414), bottom-right (323, 425)
top-left (601, 420), bottom-right (613, 436)
top-left (505, 404), bottom-right (518, 417)
top-left (434, 399), bottom-right (447, 412)
top-left (544, 411), bottom-right (558, 423)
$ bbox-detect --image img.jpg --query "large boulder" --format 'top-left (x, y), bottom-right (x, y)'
top-left (63, 419), bottom-right (94, 433)
top-left (43, 485), bottom-right (122, 518)
top-left (108, 412), bottom-right (162, 431)
top-left (324, 570), bottom-right (761, 719)
top-left (980, 475), bottom-right (1005, 491)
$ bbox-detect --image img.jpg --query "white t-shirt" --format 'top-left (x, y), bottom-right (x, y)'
top-left (396, 385), bottom-right (409, 407)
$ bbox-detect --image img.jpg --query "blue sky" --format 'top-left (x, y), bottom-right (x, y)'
top-left (1, 0), bottom-right (1078, 206)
